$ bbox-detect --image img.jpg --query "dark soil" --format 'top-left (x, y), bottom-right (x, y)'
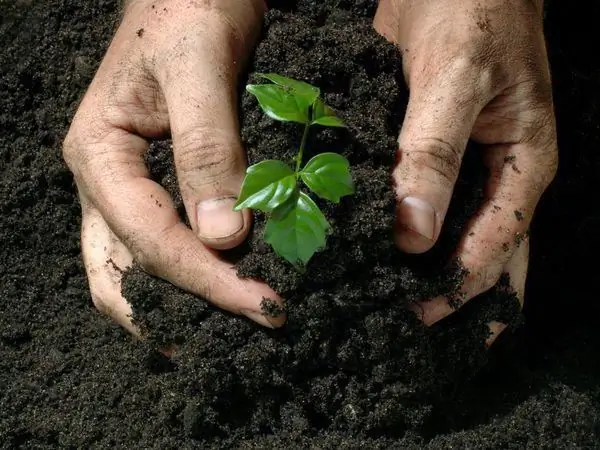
top-left (1, 0), bottom-right (600, 448)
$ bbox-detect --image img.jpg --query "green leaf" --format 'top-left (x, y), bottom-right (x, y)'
top-left (265, 191), bottom-right (331, 267)
top-left (256, 73), bottom-right (320, 112)
top-left (234, 160), bottom-right (297, 213)
top-left (300, 153), bottom-right (354, 203)
top-left (311, 97), bottom-right (345, 127)
top-left (246, 84), bottom-right (309, 124)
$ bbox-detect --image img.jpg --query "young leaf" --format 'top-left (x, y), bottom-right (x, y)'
top-left (246, 84), bottom-right (309, 124)
top-left (311, 97), bottom-right (345, 128)
top-left (234, 160), bottom-right (297, 213)
top-left (300, 153), bottom-right (354, 203)
top-left (265, 191), bottom-right (331, 267)
top-left (256, 73), bottom-right (320, 112)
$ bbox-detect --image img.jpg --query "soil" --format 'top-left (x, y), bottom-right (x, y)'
top-left (1, 0), bottom-right (600, 448)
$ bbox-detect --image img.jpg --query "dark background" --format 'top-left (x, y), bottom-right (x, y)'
top-left (1, 0), bottom-right (599, 447)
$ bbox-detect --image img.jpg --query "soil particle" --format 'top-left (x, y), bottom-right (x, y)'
top-left (1, 0), bottom-right (600, 448)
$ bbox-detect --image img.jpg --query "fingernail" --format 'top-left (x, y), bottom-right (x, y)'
top-left (398, 197), bottom-right (435, 240)
top-left (197, 196), bottom-right (244, 239)
top-left (240, 309), bottom-right (277, 329)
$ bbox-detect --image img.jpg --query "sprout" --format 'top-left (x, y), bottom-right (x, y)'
top-left (234, 73), bottom-right (354, 269)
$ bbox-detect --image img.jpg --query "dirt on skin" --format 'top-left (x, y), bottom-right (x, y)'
top-left (1, 0), bottom-right (600, 448)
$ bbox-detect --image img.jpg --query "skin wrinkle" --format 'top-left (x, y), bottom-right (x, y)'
top-left (132, 84), bottom-right (169, 134)
top-left (76, 140), bottom-right (143, 191)
top-left (403, 141), bottom-right (461, 186)
top-left (111, 90), bottom-right (169, 137)
top-left (129, 64), bottom-right (169, 128)
top-left (153, 230), bottom-right (213, 291)
top-left (485, 111), bottom-right (556, 197)
top-left (98, 37), bottom-right (167, 132)
top-left (175, 129), bottom-right (242, 187)
top-left (99, 191), bottom-right (179, 264)
top-left (474, 92), bottom-right (553, 145)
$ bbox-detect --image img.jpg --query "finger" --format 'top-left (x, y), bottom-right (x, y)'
top-left (68, 125), bottom-right (285, 329)
top-left (393, 65), bottom-right (492, 253)
top-left (486, 237), bottom-right (529, 346)
top-left (80, 195), bottom-right (138, 335)
top-left (486, 322), bottom-right (508, 347)
top-left (81, 198), bottom-right (182, 357)
top-left (156, 11), bottom-right (261, 251)
top-left (415, 132), bottom-right (553, 325)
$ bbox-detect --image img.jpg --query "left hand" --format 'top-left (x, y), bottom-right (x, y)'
top-left (63, 0), bottom-right (285, 337)
top-left (374, 0), bottom-right (558, 343)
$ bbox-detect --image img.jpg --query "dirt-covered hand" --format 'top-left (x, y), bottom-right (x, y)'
top-left (62, 0), bottom-right (285, 334)
top-left (374, 0), bottom-right (557, 341)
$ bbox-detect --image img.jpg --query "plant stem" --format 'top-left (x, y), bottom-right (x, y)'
top-left (295, 121), bottom-right (310, 175)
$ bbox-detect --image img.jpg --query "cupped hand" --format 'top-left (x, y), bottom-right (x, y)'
top-left (374, 0), bottom-right (558, 342)
top-left (63, 0), bottom-right (285, 335)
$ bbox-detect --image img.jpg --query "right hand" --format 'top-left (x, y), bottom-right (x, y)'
top-left (374, 0), bottom-right (556, 344)
top-left (63, 0), bottom-right (285, 335)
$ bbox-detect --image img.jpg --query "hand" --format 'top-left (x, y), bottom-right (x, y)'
top-left (63, 0), bottom-right (285, 335)
top-left (374, 0), bottom-right (557, 342)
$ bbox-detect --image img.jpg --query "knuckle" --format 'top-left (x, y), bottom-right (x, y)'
top-left (62, 121), bottom-right (98, 182)
top-left (540, 146), bottom-right (558, 188)
top-left (540, 139), bottom-right (558, 188)
top-left (465, 265), bottom-right (502, 298)
top-left (62, 130), bottom-right (81, 170)
top-left (476, 61), bottom-right (510, 96)
top-left (459, 252), bottom-right (504, 298)
top-left (407, 138), bottom-right (462, 185)
top-left (529, 111), bottom-right (559, 191)
top-left (415, 35), bottom-right (509, 96)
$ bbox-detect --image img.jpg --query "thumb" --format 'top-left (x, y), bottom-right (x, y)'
top-left (393, 73), bottom-right (486, 253)
top-left (160, 50), bottom-right (251, 251)
top-left (175, 124), bottom-right (251, 251)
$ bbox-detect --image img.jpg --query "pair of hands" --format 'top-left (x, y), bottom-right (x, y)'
top-left (63, 0), bottom-right (557, 344)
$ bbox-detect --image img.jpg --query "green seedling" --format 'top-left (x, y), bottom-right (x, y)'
top-left (234, 73), bottom-right (354, 270)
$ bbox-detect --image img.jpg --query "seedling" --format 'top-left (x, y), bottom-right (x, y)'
top-left (234, 73), bottom-right (354, 270)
